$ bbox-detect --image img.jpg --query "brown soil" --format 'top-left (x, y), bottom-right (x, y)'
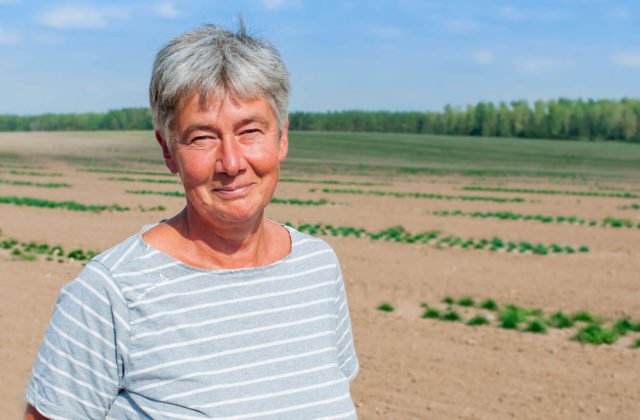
top-left (1, 132), bottom-right (639, 419)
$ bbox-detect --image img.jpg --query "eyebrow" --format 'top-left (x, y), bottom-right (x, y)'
top-left (232, 116), bottom-right (271, 131)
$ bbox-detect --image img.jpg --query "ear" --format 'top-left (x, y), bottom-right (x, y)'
top-left (278, 119), bottom-right (289, 163)
top-left (155, 130), bottom-right (179, 174)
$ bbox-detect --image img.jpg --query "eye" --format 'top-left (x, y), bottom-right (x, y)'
top-left (241, 128), bottom-right (261, 135)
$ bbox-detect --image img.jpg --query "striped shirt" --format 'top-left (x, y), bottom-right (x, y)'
top-left (26, 224), bottom-right (359, 419)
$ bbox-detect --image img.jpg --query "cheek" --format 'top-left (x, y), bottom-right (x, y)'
top-left (177, 151), bottom-right (216, 181)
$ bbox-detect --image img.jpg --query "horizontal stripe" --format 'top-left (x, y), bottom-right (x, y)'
top-left (170, 364), bottom-right (337, 400)
top-left (132, 297), bottom-right (334, 341)
top-left (131, 279), bottom-right (336, 325)
top-left (213, 392), bottom-right (352, 420)
top-left (134, 346), bottom-right (335, 393)
top-left (130, 263), bottom-right (336, 309)
top-left (131, 313), bottom-right (336, 358)
top-left (195, 378), bottom-right (345, 409)
top-left (129, 330), bottom-right (335, 379)
top-left (114, 261), bottom-right (181, 278)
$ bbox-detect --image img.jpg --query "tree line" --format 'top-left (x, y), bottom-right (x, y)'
top-left (1, 98), bottom-right (638, 142)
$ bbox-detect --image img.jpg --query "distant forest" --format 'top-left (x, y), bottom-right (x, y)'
top-left (1, 98), bottom-right (638, 142)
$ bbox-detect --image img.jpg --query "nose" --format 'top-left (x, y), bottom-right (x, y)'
top-left (215, 138), bottom-right (246, 176)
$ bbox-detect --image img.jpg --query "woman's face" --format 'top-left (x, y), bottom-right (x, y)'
top-left (158, 93), bottom-right (288, 228)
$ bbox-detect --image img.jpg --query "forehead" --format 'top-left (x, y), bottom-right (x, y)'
top-left (175, 90), bottom-right (275, 122)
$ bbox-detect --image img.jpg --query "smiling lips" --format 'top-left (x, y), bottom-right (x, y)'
top-left (212, 183), bottom-right (254, 198)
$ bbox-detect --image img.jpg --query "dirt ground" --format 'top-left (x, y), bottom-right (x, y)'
top-left (1, 132), bottom-right (639, 419)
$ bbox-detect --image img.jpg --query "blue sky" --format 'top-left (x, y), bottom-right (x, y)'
top-left (0, 0), bottom-right (638, 115)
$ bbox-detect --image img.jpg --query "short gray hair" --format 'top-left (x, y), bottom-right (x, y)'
top-left (149, 22), bottom-right (290, 143)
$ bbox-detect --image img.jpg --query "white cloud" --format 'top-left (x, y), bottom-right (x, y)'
top-left (154, 2), bottom-right (179, 19)
top-left (38, 5), bottom-right (129, 29)
top-left (515, 57), bottom-right (568, 74)
top-left (472, 49), bottom-right (494, 64)
top-left (612, 51), bottom-right (640, 68)
top-left (0, 26), bottom-right (18, 45)
top-left (263, 0), bottom-right (287, 10)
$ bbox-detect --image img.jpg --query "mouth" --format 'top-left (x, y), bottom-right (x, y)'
top-left (212, 183), bottom-right (253, 198)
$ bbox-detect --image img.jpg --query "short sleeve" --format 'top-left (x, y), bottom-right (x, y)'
top-left (26, 261), bottom-right (129, 419)
top-left (334, 262), bottom-right (359, 382)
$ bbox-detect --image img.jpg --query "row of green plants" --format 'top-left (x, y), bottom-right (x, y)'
top-left (463, 186), bottom-right (640, 199)
top-left (285, 222), bottom-right (589, 255)
top-left (432, 210), bottom-right (640, 229)
top-left (619, 203), bottom-right (640, 210)
top-left (0, 195), bottom-right (129, 212)
top-left (0, 195), bottom-right (167, 213)
top-left (0, 169), bottom-right (63, 177)
top-left (313, 188), bottom-right (527, 203)
top-left (1, 235), bottom-right (97, 262)
top-left (0, 177), bottom-right (70, 188)
top-left (102, 175), bottom-right (384, 187)
top-left (377, 296), bottom-right (640, 348)
top-left (280, 178), bottom-right (384, 187)
top-left (104, 176), bottom-right (179, 184)
top-left (81, 168), bottom-right (175, 177)
top-left (125, 190), bottom-right (331, 206)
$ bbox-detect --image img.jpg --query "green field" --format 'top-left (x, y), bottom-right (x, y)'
top-left (1, 130), bottom-right (639, 179)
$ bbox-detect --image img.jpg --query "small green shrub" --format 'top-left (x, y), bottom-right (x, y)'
top-left (441, 310), bottom-right (461, 321)
top-left (548, 312), bottom-right (574, 329)
top-left (457, 297), bottom-right (475, 307)
top-left (442, 296), bottom-right (455, 305)
top-left (480, 298), bottom-right (498, 311)
top-left (422, 308), bottom-right (441, 319)
top-left (377, 302), bottom-right (395, 312)
top-left (467, 315), bottom-right (490, 326)
top-left (572, 311), bottom-right (602, 324)
top-left (572, 324), bottom-right (618, 345)
top-left (524, 319), bottom-right (547, 334)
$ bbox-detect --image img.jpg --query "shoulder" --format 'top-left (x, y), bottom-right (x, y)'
top-left (284, 225), bottom-right (341, 267)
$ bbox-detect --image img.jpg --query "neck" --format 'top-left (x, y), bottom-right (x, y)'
top-left (176, 206), bottom-right (269, 269)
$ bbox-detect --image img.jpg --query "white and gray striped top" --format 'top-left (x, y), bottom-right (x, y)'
top-left (26, 224), bottom-right (359, 419)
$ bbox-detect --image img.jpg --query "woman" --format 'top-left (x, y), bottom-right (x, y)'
top-left (25, 23), bottom-right (358, 419)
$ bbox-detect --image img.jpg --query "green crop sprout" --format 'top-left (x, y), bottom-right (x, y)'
top-left (377, 303), bottom-right (395, 312)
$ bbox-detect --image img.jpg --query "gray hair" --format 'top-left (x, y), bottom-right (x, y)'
top-left (149, 22), bottom-right (290, 143)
